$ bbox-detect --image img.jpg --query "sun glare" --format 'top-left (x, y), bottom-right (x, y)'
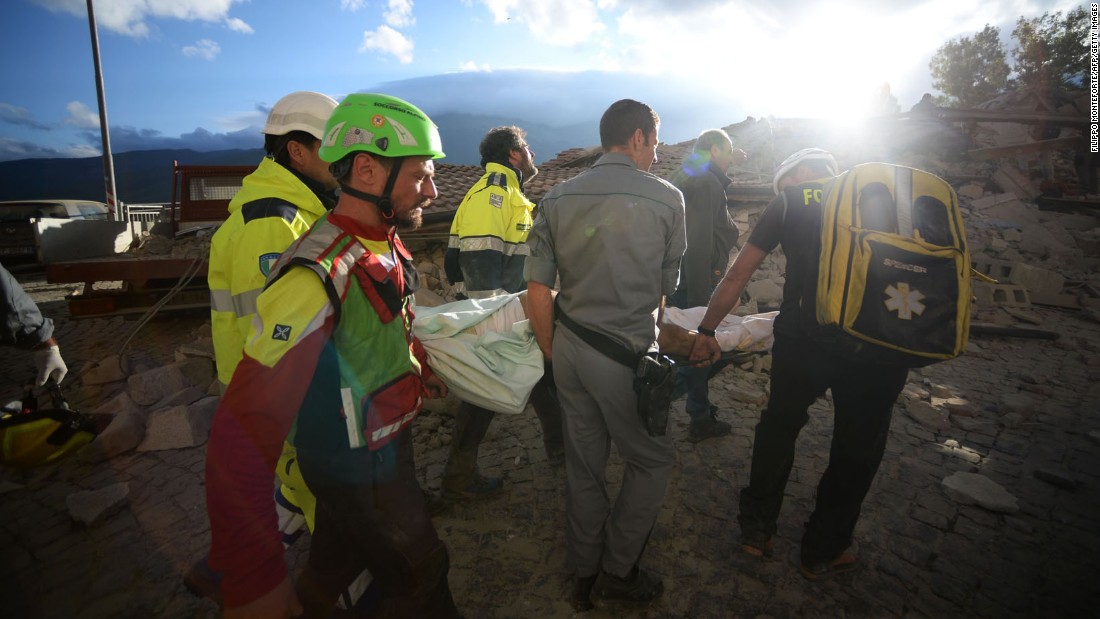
top-left (721, 3), bottom-right (940, 125)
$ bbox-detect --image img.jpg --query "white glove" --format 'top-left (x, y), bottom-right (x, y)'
top-left (34, 345), bottom-right (68, 386)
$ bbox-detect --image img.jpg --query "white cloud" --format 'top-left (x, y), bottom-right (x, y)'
top-left (64, 101), bottom-right (100, 129)
top-left (32, 0), bottom-right (248, 38)
top-left (459, 61), bottom-right (492, 72)
top-left (385, 0), bottom-right (415, 27)
top-left (182, 39), bottom-right (221, 60)
top-left (0, 103), bottom-right (51, 130)
top-left (341, 0), bottom-right (368, 10)
top-left (478, 0), bottom-right (605, 46)
top-left (224, 17), bottom-right (253, 33)
top-left (217, 109), bottom-right (267, 132)
top-left (359, 25), bottom-right (414, 64)
top-left (65, 143), bottom-right (103, 158)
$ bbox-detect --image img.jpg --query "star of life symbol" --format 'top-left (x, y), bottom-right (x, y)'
top-left (272, 324), bottom-right (292, 341)
top-left (884, 282), bottom-right (925, 320)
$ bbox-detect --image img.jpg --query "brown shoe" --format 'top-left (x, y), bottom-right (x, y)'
top-left (740, 531), bottom-right (774, 558)
top-left (182, 556), bottom-right (223, 606)
top-left (800, 553), bottom-right (859, 581)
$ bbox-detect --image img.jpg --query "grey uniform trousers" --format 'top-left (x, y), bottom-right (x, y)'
top-left (552, 325), bottom-right (675, 579)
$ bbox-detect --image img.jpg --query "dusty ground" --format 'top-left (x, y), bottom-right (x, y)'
top-left (1, 270), bottom-right (1099, 618)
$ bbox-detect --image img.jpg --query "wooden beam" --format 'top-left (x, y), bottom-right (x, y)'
top-left (895, 107), bottom-right (1087, 127)
top-left (1036, 196), bottom-right (1100, 213)
top-left (967, 136), bottom-right (1083, 160)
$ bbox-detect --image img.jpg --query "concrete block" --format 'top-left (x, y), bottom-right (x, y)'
top-left (905, 400), bottom-right (950, 430)
top-left (970, 256), bottom-right (1064, 295)
top-left (972, 281), bottom-right (1030, 308)
top-left (81, 355), bottom-right (128, 386)
top-left (87, 390), bottom-right (140, 417)
top-left (176, 357), bottom-right (215, 389)
top-left (941, 472), bottom-right (1019, 514)
top-left (77, 408), bottom-right (145, 463)
top-left (957, 183), bottom-right (985, 200)
top-left (150, 386), bottom-right (206, 410)
top-left (66, 482), bottom-right (130, 526)
top-left (127, 358), bottom-right (214, 407)
top-left (128, 364), bottom-right (188, 406)
top-left (137, 403), bottom-right (213, 451)
top-left (177, 338), bottom-right (215, 360)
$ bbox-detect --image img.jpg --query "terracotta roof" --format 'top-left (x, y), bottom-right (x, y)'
top-left (415, 123), bottom-right (777, 237)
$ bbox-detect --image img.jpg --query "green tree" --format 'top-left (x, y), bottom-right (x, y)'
top-left (929, 25), bottom-right (1012, 107)
top-left (1012, 6), bottom-right (1090, 94)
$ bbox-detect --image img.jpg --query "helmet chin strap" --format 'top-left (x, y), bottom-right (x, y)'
top-left (339, 157), bottom-right (405, 225)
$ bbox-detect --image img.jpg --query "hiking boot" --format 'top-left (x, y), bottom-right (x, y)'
top-left (801, 552), bottom-right (859, 581)
top-left (688, 415), bottom-right (731, 443)
top-left (593, 566), bottom-right (663, 603)
top-left (441, 473), bottom-right (504, 501)
top-left (182, 556), bottom-right (223, 606)
top-left (571, 574), bottom-right (597, 611)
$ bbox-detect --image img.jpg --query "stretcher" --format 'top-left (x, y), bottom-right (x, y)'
top-left (412, 293), bottom-right (776, 415)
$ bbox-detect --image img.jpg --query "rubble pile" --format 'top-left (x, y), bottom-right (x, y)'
top-left (128, 227), bottom-right (214, 260)
top-left (74, 325), bottom-right (220, 465)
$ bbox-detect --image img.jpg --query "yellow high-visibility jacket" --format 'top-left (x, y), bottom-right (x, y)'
top-left (208, 157), bottom-right (332, 384)
top-left (444, 162), bottom-right (534, 298)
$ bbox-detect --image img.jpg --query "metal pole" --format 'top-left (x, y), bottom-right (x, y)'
top-left (86, 0), bottom-right (119, 220)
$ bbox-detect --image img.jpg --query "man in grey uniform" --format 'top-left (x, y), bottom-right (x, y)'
top-left (525, 99), bottom-right (686, 609)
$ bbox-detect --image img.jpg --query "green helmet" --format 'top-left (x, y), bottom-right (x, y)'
top-left (319, 93), bottom-right (445, 163)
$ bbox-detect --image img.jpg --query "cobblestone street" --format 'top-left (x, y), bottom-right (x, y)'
top-left (1, 272), bottom-right (1098, 618)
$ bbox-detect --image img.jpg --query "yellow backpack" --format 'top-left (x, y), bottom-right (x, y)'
top-left (813, 162), bottom-right (971, 367)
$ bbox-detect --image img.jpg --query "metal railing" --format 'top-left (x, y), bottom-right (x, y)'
top-left (121, 203), bottom-right (169, 224)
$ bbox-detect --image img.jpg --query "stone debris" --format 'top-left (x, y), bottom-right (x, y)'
top-left (136, 396), bottom-right (219, 451)
top-left (126, 357), bottom-right (214, 407)
top-left (177, 337), bottom-right (215, 360)
top-left (66, 482), bottom-right (130, 526)
top-left (941, 472), bottom-right (1019, 514)
top-left (905, 400), bottom-right (951, 431)
top-left (127, 364), bottom-right (191, 407)
top-left (77, 407), bottom-right (145, 463)
top-left (149, 386), bottom-right (207, 410)
top-left (1033, 467), bottom-right (1079, 489)
top-left (81, 355), bottom-right (128, 386)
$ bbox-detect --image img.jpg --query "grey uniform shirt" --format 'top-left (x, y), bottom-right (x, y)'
top-left (524, 152), bottom-right (686, 354)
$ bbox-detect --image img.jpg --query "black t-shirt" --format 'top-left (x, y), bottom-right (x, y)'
top-left (746, 183), bottom-right (824, 338)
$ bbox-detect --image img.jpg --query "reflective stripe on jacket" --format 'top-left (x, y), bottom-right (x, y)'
top-left (264, 212), bottom-right (427, 451)
top-left (208, 157), bottom-right (330, 384)
top-left (444, 162), bottom-right (534, 298)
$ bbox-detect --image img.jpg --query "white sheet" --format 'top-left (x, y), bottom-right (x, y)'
top-left (662, 307), bottom-right (778, 353)
top-left (413, 294), bottom-right (542, 415)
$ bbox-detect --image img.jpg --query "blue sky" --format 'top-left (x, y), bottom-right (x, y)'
top-left (0, 0), bottom-right (1083, 163)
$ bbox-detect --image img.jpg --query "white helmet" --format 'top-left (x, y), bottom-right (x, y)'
top-left (261, 91), bottom-right (339, 140)
top-left (773, 147), bottom-right (838, 194)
